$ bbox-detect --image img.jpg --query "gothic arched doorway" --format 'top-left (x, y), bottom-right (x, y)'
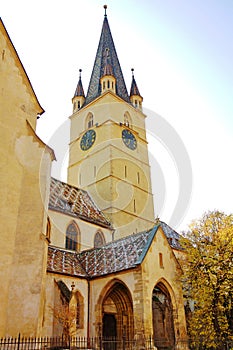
top-left (103, 314), bottom-right (117, 337)
top-left (102, 281), bottom-right (134, 341)
top-left (152, 282), bottom-right (175, 350)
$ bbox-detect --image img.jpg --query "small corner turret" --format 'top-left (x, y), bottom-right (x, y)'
top-left (72, 69), bottom-right (85, 112)
top-left (130, 68), bottom-right (143, 110)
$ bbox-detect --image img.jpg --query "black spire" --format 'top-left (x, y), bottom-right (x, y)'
top-left (85, 8), bottom-right (129, 105)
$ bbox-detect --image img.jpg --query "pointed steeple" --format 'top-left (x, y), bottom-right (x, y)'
top-left (130, 68), bottom-right (143, 110)
top-left (74, 69), bottom-right (85, 98)
top-left (85, 6), bottom-right (130, 105)
top-left (72, 69), bottom-right (85, 112)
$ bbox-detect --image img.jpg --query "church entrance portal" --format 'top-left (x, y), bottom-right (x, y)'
top-left (103, 313), bottom-right (117, 338)
top-left (102, 281), bottom-right (133, 341)
top-left (152, 283), bottom-right (175, 350)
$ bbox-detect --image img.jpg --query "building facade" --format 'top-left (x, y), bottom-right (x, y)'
top-left (0, 8), bottom-right (188, 350)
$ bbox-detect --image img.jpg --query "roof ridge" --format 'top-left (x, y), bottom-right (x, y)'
top-left (80, 224), bottom-right (157, 255)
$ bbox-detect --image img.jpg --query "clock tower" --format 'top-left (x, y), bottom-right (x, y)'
top-left (68, 8), bottom-right (155, 238)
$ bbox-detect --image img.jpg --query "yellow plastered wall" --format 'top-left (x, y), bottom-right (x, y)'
top-left (49, 210), bottom-right (113, 251)
top-left (140, 227), bottom-right (188, 343)
top-left (0, 20), bottom-right (52, 336)
top-left (68, 93), bottom-right (155, 238)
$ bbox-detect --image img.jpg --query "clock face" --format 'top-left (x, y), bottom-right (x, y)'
top-left (80, 129), bottom-right (96, 151)
top-left (122, 129), bottom-right (137, 150)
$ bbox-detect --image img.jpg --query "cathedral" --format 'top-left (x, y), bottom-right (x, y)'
top-left (0, 7), bottom-right (188, 350)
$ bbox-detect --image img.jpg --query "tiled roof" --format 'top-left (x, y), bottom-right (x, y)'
top-left (48, 247), bottom-right (88, 277)
top-left (49, 177), bottom-right (111, 228)
top-left (160, 221), bottom-right (183, 250)
top-left (47, 226), bottom-right (158, 278)
top-left (78, 226), bottom-right (158, 276)
top-left (85, 15), bottom-right (130, 105)
top-left (47, 223), bottom-right (183, 278)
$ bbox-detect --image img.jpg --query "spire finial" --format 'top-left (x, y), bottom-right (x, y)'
top-left (104, 5), bottom-right (107, 17)
top-left (79, 69), bottom-right (82, 78)
top-left (131, 68), bottom-right (134, 77)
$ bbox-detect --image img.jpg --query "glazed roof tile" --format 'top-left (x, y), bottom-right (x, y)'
top-left (49, 177), bottom-right (111, 228)
top-left (47, 226), bottom-right (158, 278)
top-left (160, 221), bottom-right (183, 250)
top-left (47, 222), bottom-right (183, 278)
top-left (48, 247), bottom-right (88, 277)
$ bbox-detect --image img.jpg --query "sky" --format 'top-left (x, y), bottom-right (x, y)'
top-left (1, 0), bottom-right (233, 232)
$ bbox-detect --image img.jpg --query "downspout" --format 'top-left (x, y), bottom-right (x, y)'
top-left (87, 278), bottom-right (91, 347)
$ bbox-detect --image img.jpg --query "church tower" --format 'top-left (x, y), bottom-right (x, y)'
top-left (68, 7), bottom-right (155, 238)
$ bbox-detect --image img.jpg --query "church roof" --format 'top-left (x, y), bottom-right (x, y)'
top-left (85, 13), bottom-right (130, 105)
top-left (160, 221), bottom-right (183, 250)
top-left (47, 223), bottom-right (182, 278)
top-left (49, 177), bottom-right (112, 228)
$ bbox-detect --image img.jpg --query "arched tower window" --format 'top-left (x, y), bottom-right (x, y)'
top-left (94, 230), bottom-right (106, 248)
top-left (66, 221), bottom-right (80, 251)
top-left (86, 112), bottom-right (94, 129)
top-left (124, 112), bottom-right (132, 128)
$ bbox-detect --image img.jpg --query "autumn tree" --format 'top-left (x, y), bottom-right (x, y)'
top-left (180, 210), bottom-right (233, 349)
top-left (51, 280), bottom-right (77, 339)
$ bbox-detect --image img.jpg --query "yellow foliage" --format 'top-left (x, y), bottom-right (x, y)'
top-left (180, 210), bottom-right (233, 349)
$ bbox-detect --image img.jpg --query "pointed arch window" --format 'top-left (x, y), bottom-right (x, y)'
top-left (66, 222), bottom-right (80, 251)
top-left (86, 112), bottom-right (94, 129)
top-left (94, 230), bottom-right (106, 248)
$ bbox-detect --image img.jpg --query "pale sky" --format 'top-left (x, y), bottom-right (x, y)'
top-left (2, 0), bottom-right (233, 232)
